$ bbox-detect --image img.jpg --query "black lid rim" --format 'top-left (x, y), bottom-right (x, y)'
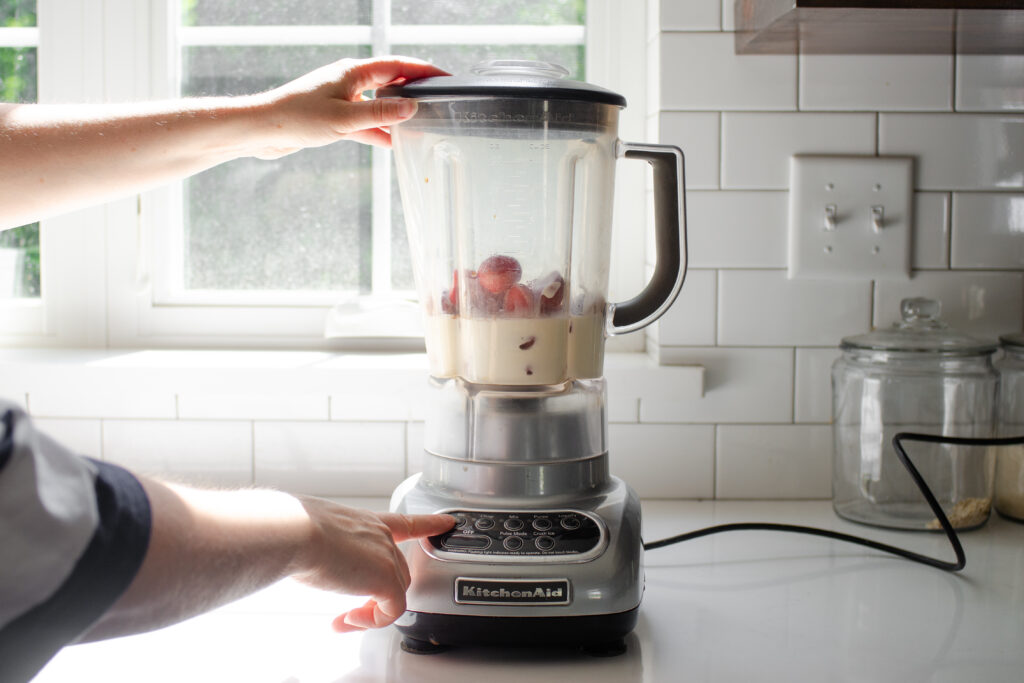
top-left (377, 79), bottom-right (627, 107)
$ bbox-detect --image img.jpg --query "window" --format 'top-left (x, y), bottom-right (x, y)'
top-left (0, 0), bottom-right (645, 350)
top-left (0, 0), bottom-right (39, 300)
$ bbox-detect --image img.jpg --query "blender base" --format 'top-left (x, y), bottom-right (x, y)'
top-left (395, 608), bottom-right (638, 656)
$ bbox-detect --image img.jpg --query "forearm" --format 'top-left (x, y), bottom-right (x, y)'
top-left (80, 475), bottom-right (312, 641)
top-left (0, 97), bottom-right (281, 230)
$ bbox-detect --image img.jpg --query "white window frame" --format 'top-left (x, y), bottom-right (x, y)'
top-left (1, 0), bottom-right (648, 351)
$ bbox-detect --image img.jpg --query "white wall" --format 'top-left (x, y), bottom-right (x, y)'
top-left (641, 0), bottom-right (1024, 498)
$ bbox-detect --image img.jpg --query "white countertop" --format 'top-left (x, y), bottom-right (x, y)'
top-left (34, 500), bottom-right (1024, 682)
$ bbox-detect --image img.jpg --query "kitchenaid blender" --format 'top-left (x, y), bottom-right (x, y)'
top-left (379, 61), bottom-right (687, 654)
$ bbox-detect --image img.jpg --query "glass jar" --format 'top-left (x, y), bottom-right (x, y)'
top-left (832, 298), bottom-right (999, 530)
top-left (996, 333), bottom-right (1024, 523)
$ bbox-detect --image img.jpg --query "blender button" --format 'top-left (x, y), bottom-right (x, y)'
top-left (452, 515), bottom-right (469, 528)
top-left (532, 518), bottom-right (553, 531)
top-left (535, 536), bottom-right (556, 551)
top-left (560, 517), bottom-right (582, 530)
top-left (443, 535), bottom-right (491, 550)
top-left (503, 536), bottom-right (524, 551)
top-left (504, 518), bottom-right (525, 531)
top-left (474, 517), bottom-right (496, 531)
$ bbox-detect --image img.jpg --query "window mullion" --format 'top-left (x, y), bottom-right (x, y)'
top-left (370, 0), bottom-right (392, 294)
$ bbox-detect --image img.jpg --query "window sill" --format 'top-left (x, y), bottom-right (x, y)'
top-left (0, 349), bottom-right (705, 423)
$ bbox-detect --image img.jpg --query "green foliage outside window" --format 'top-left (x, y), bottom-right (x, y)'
top-left (1, 0), bottom-right (40, 297)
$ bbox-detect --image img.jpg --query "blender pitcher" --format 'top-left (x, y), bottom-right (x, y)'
top-left (380, 60), bottom-right (686, 388)
top-left (378, 60), bottom-right (686, 654)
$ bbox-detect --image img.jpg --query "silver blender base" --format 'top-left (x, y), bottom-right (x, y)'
top-left (389, 454), bottom-right (643, 654)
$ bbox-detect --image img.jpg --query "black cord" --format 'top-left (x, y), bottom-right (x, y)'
top-left (643, 433), bottom-right (1024, 572)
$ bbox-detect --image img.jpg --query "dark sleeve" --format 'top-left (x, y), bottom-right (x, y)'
top-left (0, 407), bottom-right (152, 683)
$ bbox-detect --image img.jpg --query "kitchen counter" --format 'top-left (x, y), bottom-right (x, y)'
top-left (34, 500), bottom-right (1024, 682)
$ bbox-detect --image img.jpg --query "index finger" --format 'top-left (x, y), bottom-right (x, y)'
top-left (345, 56), bottom-right (450, 94)
top-left (378, 512), bottom-right (456, 543)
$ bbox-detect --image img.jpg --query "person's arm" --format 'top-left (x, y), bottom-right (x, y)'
top-left (81, 475), bottom-right (454, 641)
top-left (0, 56), bottom-right (447, 231)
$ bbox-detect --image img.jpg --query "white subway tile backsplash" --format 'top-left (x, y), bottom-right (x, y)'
top-left (874, 271), bottom-right (1024, 338)
top-left (721, 113), bottom-right (876, 189)
top-left (330, 394), bottom-right (420, 422)
top-left (718, 270), bottom-right (871, 347)
top-left (659, 33), bottom-right (796, 111)
top-left (178, 393), bottom-right (328, 420)
top-left (799, 54), bottom-right (952, 112)
top-left (103, 420), bottom-right (252, 487)
top-left (658, 112), bottom-right (721, 190)
top-left (29, 392), bottom-right (175, 419)
top-left (659, 0), bottom-right (721, 31)
top-left (686, 191), bottom-right (788, 268)
top-left (913, 192), bottom-right (951, 269)
top-left (33, 418), bottom-right (102, 459)
top-left (716, 425), bottom-right (833, 499)
top-left (879, 114), bottom-right (1024, 190)
top-left (642, 347), bottom-right (793, 424)
top-left (795, 348), bottom-right (841, 424)
top-left (406, 421), bottom-right (425, 475)
top-left (609, 423), bottom-right (714, 498)
top-left (254, 421), bottom-right (405, 497)
top-left (657, 269), bottom-right (717, 346)
top-left (951, 193), bottom-right (1024, 269)
top-left (956, 55), bottom-right (1024, 112)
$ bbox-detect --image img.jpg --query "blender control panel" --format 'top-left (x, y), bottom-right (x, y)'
top-left (425, 509), bottom-right (606, 563)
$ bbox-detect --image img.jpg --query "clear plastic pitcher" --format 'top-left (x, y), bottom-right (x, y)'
top-left (380, 60), bottom-right (686, 386)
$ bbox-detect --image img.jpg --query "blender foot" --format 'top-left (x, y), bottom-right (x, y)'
top-left (401, 636), bottom-right (448, 655)
top-left (582, 639), bottom-right (627, 657)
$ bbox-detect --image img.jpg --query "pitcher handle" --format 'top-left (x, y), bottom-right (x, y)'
top-left (607, 142), bottom-right (688, 336)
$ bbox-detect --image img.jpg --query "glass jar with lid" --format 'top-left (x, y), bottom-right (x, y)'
top-left (995, 333), bottom-right (1024, 523)
top-left (832, 298), bottom-right (999, 530)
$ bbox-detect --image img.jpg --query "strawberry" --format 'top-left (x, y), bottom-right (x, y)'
top-left (477, 255), bottom-right (522, 294)
top-left (535, 271), bottom-right (565, 314)
top-left (440, 270), bottom-right (459, 314)
top-left (503, 284), bottom-right (534, 316)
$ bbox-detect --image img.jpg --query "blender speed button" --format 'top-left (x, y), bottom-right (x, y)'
top-left (503, 536), bottom-right (524, 551)
top-left (532, 518), bottom-right (553, 531)
top-left (503, 518), bottom-right (524, 531)
top-left (535, 536), bottom-right (556, 551)
top-left (474, 517), bottom-right (496, 531)
top-left (560, 517), bottom-right (581, 530)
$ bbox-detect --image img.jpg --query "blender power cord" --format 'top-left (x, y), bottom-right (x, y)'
top-left (642, 432), bottom-right (1024, 572)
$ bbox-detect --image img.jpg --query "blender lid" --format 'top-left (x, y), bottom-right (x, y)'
top-left (840, 297), bottom-right (998, 355)
top-left (377, 59), bottom-right (627, 107)
top-left (1001, 332), bottom-right (1024, 350)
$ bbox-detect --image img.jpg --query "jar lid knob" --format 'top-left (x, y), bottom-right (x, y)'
top-left (898, 297), bottom-right (944, 329)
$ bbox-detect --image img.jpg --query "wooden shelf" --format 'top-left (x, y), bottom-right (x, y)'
top-left (735, 1), bottom-right (1024, 54)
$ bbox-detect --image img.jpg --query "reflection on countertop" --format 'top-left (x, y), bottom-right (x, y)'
top-left (35, 501), bottom-right (1024, 683)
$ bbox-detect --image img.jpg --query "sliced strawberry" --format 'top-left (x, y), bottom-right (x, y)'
top-left (503, 283), bottom-right (534, 316)
top-left (477, 255), bottom-right (522, 294)
top-left (440, 270), bottom-right (459, 314)
top-left (535, 271), bottom-right (565, 314)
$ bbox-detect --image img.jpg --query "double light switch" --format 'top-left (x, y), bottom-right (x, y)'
top-left (788, 155), bottom-right (914, 280)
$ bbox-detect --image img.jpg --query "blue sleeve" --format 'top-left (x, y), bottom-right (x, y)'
top-left (0, 406), bottom-right (152, 683)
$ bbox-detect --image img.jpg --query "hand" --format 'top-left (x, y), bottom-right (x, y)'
top-left (289, 497), bottom-right (455, 632)
top-left (250, 56), bottom-right (449, 157)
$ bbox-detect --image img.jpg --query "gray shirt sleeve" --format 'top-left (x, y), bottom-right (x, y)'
top-left (0, 401), bottom-right (151, 683)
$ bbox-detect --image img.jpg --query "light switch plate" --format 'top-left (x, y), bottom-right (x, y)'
top-left (788, 155), bottom-right (913, 280)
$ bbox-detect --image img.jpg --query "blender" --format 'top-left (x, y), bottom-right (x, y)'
top-left (378, 60), bottom-right (687, 655)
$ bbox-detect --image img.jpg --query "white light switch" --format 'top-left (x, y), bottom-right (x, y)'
top-left (788, 155), bottom-right (913, 280)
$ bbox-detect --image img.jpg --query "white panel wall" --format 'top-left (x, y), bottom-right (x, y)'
top-left (646, 0), bottom-right (1024, 499)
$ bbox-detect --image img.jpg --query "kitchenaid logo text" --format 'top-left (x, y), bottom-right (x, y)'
top-left (455, 578), bottom-right (571, 605)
